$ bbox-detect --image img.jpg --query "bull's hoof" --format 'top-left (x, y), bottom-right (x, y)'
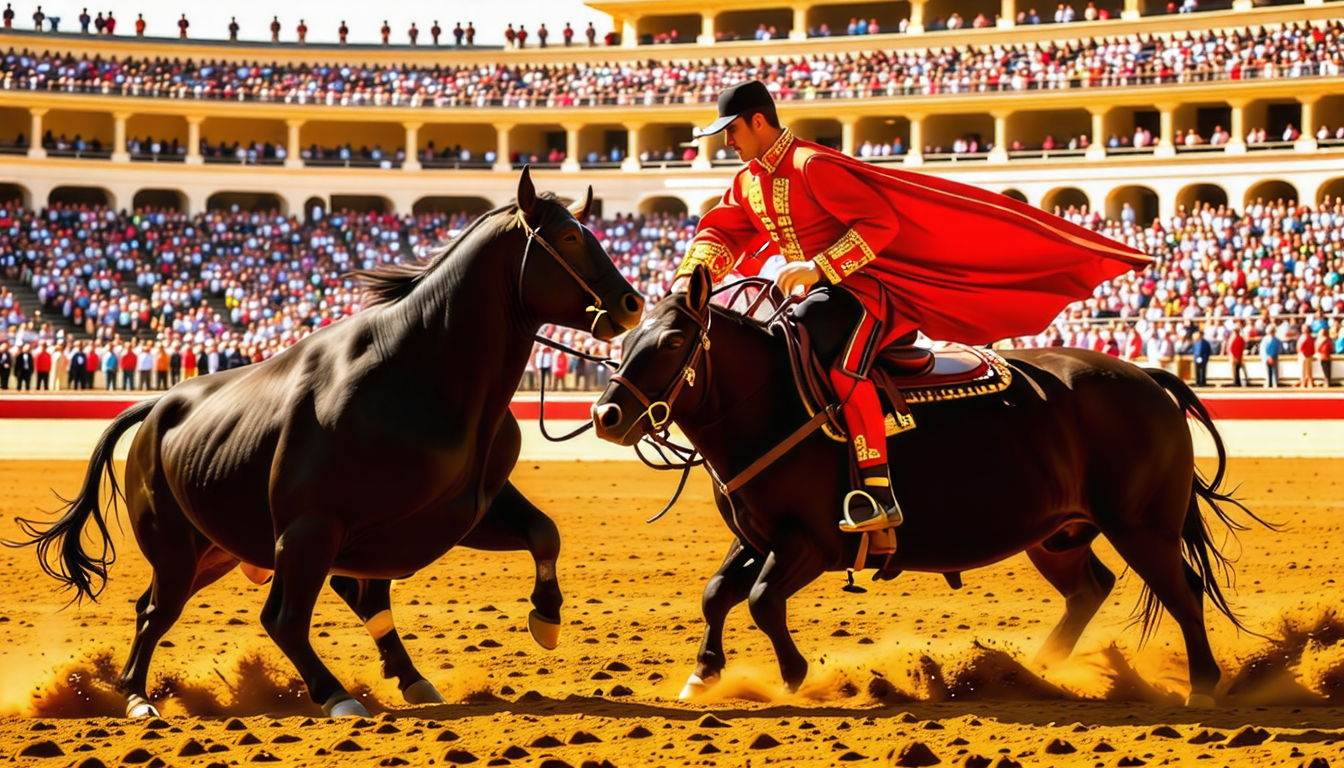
top-left (678, 673), bottom-right (719, 700)
top-left (126, 695), bottom-right (159, 718)
top-left (403, 679), bottom-right (446, 705)
top-left (1185, 693), bottom-right (1217, 709)
top-left (323, 695), bottom-right (372, 718)
top-left (528, 610), bottom-right (561, 650)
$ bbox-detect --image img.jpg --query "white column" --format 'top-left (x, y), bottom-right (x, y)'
top-left (402, 122), bottom-right (422, 171)
top-left (562, 123), bottom-right (581, 172)
top-left (622, 122), bottom-right (643, 172)
top-left (285, 118), bottom-right (305, 169)
top-left (1087, 107), bottom-right (1108, 160)
top-left (908, 0), bottom-right (926, 34)
top-left (698, 13), bottom-right (716, 44)
top-left (790, 5), bottom-right (808, 40)
top-left (1296, 97), bottom-right (1318, 153)
top-left (112, 111), bottom-right (130, 162)
top-left (999, 0), bottom-right (1016, 27)
top-left (621, 16), bottom-right (639, 48)
top-left (904, 114), bottom-right (924, 166)
top-left (186, 115), bottom-right (204, 165)
top-left (840, 117), bottom-right (857, 157)
top-left (27, 108), bottom-right (46, 159)
top-left (1231, 0), bottom-right (1252, 9)
top-left (988, 112), bottom-right (1009, 163)
top-left (1155, 103), bottom-right (1176, 158)
top-left (1225, 100), bottom-right (1246, 155)
top-left (494, 123), bottom-right (513, 172)
top-left (693, 134), bottom-right (713, 170)
top-left (1122, 0), bottom-right (1141, 19)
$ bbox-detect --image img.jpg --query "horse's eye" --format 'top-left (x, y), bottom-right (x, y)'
top-left (659, 330), bottom-right (686, 351)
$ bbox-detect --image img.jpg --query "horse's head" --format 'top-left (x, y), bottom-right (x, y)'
top-left (593, 264), bottom-right (714, 446)
top-left (515, 168), bottom-right (644, 340)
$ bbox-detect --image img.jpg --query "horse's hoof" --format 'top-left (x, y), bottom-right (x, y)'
top-left (678, 673), bottom-right (718, 700)
top-left (126, 696), bottom-right (159, 718)
top-left (528, 610), bottom-right (561, 650)
top-left (1185, 693), bottom-right (1217, 709)
top-left (403, 679), bottom-right (446, 705)
top-left (324, 696), bottom-right (372, 718)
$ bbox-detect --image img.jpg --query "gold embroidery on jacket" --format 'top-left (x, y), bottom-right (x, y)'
top-left (746, 174), bottom-right (779, 247)
top-left (821, 229), bottom-right (878, 277)
top-left (813, 254), bottom-right (842, 284)
top-left (853, 434), bottom-right (882, 462)
top-left (772, 178), bottom-right (806, 262)
top-left (759, 129), bottom-right (795, 174)
top-left (676, 240), bottom-right (734, 281)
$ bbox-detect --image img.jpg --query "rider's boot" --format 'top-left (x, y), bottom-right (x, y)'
top-left (831, 373), bottom-right (904, 533)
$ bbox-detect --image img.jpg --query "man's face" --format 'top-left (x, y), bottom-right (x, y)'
top-left (723, 115), bottom-right (769, 162)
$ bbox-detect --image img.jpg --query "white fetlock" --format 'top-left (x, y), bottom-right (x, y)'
top-left (403, 679), bottom-right (446, 705)
top-left (126, 695), bottom-right (160, 719)
top-left (324, 696), bottom-right (372, 718)
top-left (528, 610), bottom-right (561, 650)
top-left (1185, 693), bottom-right (1217, 709)
top-left (678, 673), bottom-right (719, 700)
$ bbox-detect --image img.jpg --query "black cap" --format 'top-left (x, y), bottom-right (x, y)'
top-left (694, 80), bottom-right (775, 138)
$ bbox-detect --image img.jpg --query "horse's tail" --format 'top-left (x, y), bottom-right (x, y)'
top-left (1138, 368), bottom-right (1278, 639)
top-left (4, 397), bottom-right (159, 603)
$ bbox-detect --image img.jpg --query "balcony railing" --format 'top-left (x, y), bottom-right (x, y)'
top-left (46, 148), bottom-right (112, 159)
top-left (421, 157), bottom-right (492, 170)
top-left (202, 155), bottom-right (286, 166)
top-left (129, 152), bottom-right (187, 162)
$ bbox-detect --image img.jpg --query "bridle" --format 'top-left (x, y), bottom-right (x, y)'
top-left (515, 207), bottom-right (609, 336)
top-left (608, 300), bottom-right (713, 444)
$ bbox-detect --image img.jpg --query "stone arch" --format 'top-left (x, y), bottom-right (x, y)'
top-left (639, 196), bottom-right (689, 216)
top-left (132, 188), bottom-right (186, 212)
top-left (207, 191), bottom-right (285, 214)
top-left (1315, 177), bottom-right (1344, 207)
top-left (303, 196), bottom-right (328, 222)
top-left (1243, 179), bottom-right (1299, 209)
top-left (412, 196), bottom-right (494, 216)
top-left (49, 186), bottom-right (113, 208)
top-left (1105, 185), bottom-right (1159, 226)
top-left (1000, 188), bottom-right (1028, 203)
top-left (1040, 187), bottom-right (1089, 215)
top-left (1176, 183), bottom-right (1229, 214)
top-left (0, 181), bottom-right (30, 207)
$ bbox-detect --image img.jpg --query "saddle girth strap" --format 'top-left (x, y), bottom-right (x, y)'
top-left (716, 407), bottom-right (835, 497)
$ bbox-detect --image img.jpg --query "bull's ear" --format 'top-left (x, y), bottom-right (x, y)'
top-left (688, 263), bottom-right (712, 315)
top-left (517, 166), bottom-right (537, 220)
top-left (568, 185), bottom-right (593, 221)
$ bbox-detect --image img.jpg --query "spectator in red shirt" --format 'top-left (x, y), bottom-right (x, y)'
top-left (380, 19), bottom-right (390, 45)
top-left (1318, 328), bottom-right (1333, 387)
top-left (85, 346), bottom-right (99, 389)
top-left (563, 22), bottom-right (573, 46)
top-left (134, 13), bottom-right (144, 37)
top-left (183, 346), bottom-right (197, 380)
top-left (297, 19), bottom-right (307, 43)
top-left (2, 4), bottom-right (12, 29)
top-left (228, 16), bottom-right (238, 41)
top-left (465, 21), bottom-right (474, 45)
top-left (537, 24), bottom-right (548, 48)
top-left (408, 23), bottom-right (419, 46)
top-left (504, 24), bottom-right (516, 49)
top-left (338, 20), bottom-right (348, 44)
top-left (517, 25), bottom-right (528, 48)
top-left (1227, 322), bottom-right (1247, 386)
top-left (35, 344), bottom-right (51, 389)
top-left (270, 16), bottom-right (280, 43)
top-left (177, 13), bottom-right (188, 39)
top-left (1298, 328), bottom-right (1316, 388)
top-left (431, 21), bottom-right (441, 46)
top-left (586, 21), bottom-right (596, 45)
top-left (104, 10), bottom-right (115, 34)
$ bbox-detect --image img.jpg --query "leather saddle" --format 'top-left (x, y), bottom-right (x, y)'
top-left (776, 320), bottom-right (1013, 442)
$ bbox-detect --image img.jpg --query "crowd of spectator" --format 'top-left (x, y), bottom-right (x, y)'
top-left (0, 20), bottom-right (1338, 107)
top-left (1, 192), bottom-right (1341, 389)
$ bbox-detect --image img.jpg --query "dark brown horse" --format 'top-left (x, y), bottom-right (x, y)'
top-left (592, 264), bottom-right (1270, 707)
top-left (11, 169), bottom-right (644, 718)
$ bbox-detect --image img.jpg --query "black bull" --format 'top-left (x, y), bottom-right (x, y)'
top-left (592, 264), bottom-right (1273, 706)
top-left (10, 170), bottom-right (644, 718)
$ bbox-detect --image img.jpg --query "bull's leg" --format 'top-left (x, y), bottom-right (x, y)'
top-left (260, 519), bottom-right (362, 716)
top-left (457, 481), bottom-right (563, 649)
top-left (1026, 542), bottom-right (1116, 664)
top-left (748, 531), bottom-right (827, 692)
top-left (329, 577), bottom-right (445, 705)
top-left (681, 537), bottom-right (765, 699)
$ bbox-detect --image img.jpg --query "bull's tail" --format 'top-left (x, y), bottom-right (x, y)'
top-left (1138, 369), bottom-right (1278, 639)
top-left (3, 397), bottom-right (159, 603)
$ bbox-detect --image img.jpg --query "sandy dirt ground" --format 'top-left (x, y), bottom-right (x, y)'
top-left (0, 457), bottom-right (1341, 768)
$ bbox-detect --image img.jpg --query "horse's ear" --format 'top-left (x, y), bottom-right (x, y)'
top-left (568, 185), bottom-right (593, 221)
top-left (687, 263), bottom-right (712, 315)
top-left (517, 166), bottom-right (537, 220)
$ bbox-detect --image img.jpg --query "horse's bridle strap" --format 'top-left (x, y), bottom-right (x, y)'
top-left (515, 208), bottom-right (608, 333)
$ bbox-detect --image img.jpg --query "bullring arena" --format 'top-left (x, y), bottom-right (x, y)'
top-left (2, 0), bottom-right (1344, 765)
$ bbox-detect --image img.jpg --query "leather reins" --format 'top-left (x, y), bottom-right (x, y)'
top-left (515, 208), bottom-right (609, 336)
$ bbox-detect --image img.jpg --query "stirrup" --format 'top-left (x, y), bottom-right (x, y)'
top-left (838, 489), bottom-right (904, 533)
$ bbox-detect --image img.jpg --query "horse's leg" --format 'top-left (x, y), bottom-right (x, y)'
top-left (259, 519), bottom-right (363, 717)
top-left (683, 537), bottom-right (766, 699)
top-left (456, 481), bottom-right (563, 650)
top-left (1105, 528), bottom-right (1220, 706)
top-left (117, 465), bottom-right (240, 718)
top-left (329, 577), bottom-right (445, 705)
top-left (749, 533), bottom-right (827, 692)
top-left (1025, 543), bottom-right (1116, 665)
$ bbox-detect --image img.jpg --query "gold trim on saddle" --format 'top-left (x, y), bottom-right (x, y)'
top-left (900, 350), bottom-right (1013, 405)
top-left (884, 411), bottom-right (917, 436)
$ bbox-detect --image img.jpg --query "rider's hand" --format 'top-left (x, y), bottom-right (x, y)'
top-left (775, 261), bottom-right (822, 297)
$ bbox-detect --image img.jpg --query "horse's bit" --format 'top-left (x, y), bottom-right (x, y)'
top-left (515, 208), bottom-right (609, 335)
top-left (608, 301), bottom-right (712, 443)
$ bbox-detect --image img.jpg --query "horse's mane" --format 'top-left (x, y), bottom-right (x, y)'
top-left (353, 193), bottom-right (565, 307)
